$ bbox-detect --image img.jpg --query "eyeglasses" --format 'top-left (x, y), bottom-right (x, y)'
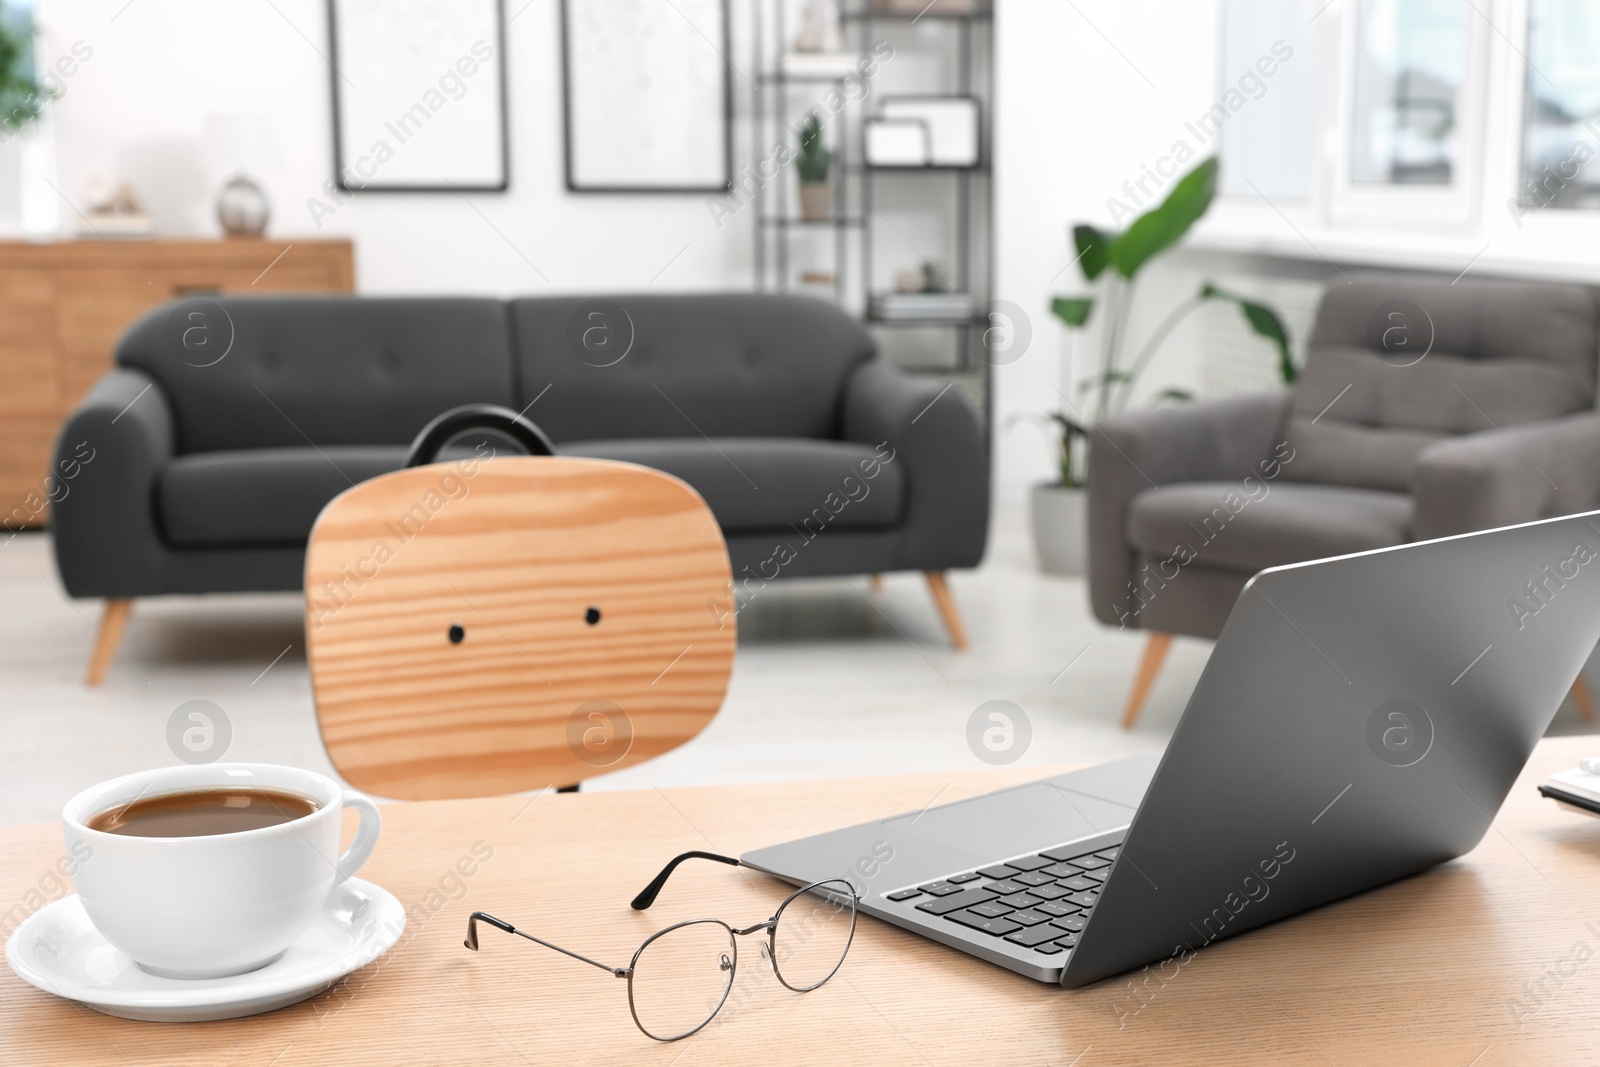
top-left (463, 850), bottom-right (859, 1042)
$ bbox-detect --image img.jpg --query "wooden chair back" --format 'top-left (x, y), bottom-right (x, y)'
top-left (304, 455), bottom-right (735, 800)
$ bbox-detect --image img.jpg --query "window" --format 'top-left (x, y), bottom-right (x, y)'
top-left (1348, 0), bottom-right (1467, 186)
top-left (1520, 0), bottom-right (1600, 210)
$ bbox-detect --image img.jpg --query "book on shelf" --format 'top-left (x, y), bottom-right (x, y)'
top-left (870, 291), bottom-right (975, 321)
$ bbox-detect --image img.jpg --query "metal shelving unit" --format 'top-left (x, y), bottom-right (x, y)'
top-left (752, 1), bottom-right (994, 400)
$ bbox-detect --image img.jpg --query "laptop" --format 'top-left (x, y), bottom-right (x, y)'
top-left (743, 509), bottom-right (1600, 987)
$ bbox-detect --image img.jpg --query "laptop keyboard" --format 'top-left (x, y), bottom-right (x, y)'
top-left (883, 842), bottom-right (1121, 957)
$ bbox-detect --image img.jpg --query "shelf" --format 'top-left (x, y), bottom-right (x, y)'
top-left (758, 216), bottom-right (867, 227)
top-left (843, 7), bottom-right (992, 20)
top-left (757, 72), bottom-right (857, 85)
top-left (848, 163), bottom-right (990, 174)
top-left (866, 314), bottom-right (981, 328)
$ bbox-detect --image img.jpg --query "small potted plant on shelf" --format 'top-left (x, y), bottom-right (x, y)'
top-left (1026, 155), bottom-right (1294, 576)
top-left (797, 113), bottom-right (832, 222)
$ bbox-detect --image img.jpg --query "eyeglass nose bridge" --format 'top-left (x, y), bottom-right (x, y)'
top-left (730, 919), bottom-right (777, 937)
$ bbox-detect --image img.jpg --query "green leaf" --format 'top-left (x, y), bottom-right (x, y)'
top-left (1153, 388), bottom-right (1195, 404)
top-left (1107, 157), bottom-right (1219, 280)
top-left (1100, 370), bottom-right (1134, 385)
top-left (1050, 412), bottom-right (1090, 438)
top-left (1201, 283), bottom-right (1296, 383)
top-left (1051, 296), bottom-right (1094, 327)
top-left (1072, 224), bottom-right (1110, 281)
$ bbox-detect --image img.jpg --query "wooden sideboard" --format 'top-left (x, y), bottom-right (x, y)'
top-left (0, 237), bottom-right (354, 527)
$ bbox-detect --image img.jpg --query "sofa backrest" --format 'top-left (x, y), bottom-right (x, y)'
top-left (507, 293), bottom-right (877, 442)
top-left (117, 296), bottom-right (515, 453)
top-left (1282, 278), bottom-right (1600, 493)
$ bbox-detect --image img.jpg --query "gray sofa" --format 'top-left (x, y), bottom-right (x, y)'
top-left (1089, 278), bottom-right (1600, 726)
top-left (53, 293), bottom-right (988, 683)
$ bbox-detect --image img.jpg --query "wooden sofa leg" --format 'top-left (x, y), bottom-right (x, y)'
top-left (1122, 632), bottom-right (1173, 730)
top-left (869, 573), bottom-right (884, 592)
top-left (1572, 675), bottom-right (1596, 722)
top-left (86, 599), bottom-right (133, 687)
top-left (923, 571), bottom-right (968, 650)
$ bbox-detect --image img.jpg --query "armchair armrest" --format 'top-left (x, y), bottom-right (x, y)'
top-left (841, 361), bottom-right (989, 570)
top-left (1088, 390), bottom-right (1291, 627)
top-left (49, 369), bottom-right (176, 598)
top-left (1411, 413), bottom-right (1600, 541)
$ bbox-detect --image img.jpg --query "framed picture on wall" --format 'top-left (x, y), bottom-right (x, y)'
top-left (560, 0), bottom-right (733, 193)
top-left (327, 0), bottom-right (509, 192)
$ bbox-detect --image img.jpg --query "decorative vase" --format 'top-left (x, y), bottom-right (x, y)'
top-left (1030, 482), bottom-right (1087, 575)
top-left (794, 0), bottom-right (843, 53)
top-left (217, 174), bottom-right (270, 237)
top-left (798, 181), bottom-right (831, 221)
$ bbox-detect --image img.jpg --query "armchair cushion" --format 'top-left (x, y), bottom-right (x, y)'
top-left (1127, 482), bottom-right (1412, 573)
top-left (1284, 279), bottom-right (1599, 492)
top-left (1088, 391), bottom-right (1291, 627)
top-left (1411, 413), bottom-right (1600, 540)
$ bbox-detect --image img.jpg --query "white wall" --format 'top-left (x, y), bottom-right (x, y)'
top-left (34, 0), bottom-right (753, 294)
top-left (991, 0), bottom-right (1223, 500)
top-left (34, 0), bottom-right (1230, 501)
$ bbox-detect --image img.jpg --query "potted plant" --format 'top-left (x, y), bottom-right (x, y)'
top-left (0, 7), bottom-right (45, 227)
top-left (1027, 156), bottom-right (1294, 575)
top-left (797, 113), bottom-right (831, 222)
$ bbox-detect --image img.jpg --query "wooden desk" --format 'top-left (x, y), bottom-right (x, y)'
top-left (5, 736), bottom-right (1600, 1065)
top-left (0, 237), bottom-right (354, 526)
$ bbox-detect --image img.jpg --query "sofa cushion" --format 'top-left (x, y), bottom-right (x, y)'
top-left (508, 293), bottom-right (876, 441)
top-left (1126, 481), bottom-right (1412, 573)
top-left (118, 296), bottom-right (515, 454)
top-left (1283, 279), bottom-right (1599, 492)
top-left (559, 438), bottom-right (903, 533)
top-left (159, 438), bottom-right (904, 548)
top-left (159, 447), bottom-right (414, 547)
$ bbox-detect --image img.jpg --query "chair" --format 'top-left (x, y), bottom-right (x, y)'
top-left (304, 408), bottom-right (735, 799)
top-left (1089, 278), bottom-right (1600, 728)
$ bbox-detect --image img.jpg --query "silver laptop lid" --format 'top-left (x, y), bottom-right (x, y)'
top-left (1064, 509), bottom-right (1600, 986)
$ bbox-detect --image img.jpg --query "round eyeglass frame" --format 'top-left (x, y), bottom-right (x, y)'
top-left (624, 878), bottom-right (858, 1042)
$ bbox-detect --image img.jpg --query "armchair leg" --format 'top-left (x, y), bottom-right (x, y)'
top-left (923, 571), bottom-right (968, 650)
top-left (1122, 632), bottom-right (1173, 730)
top-left (86, 598), bottom-right (133, 687)
top-left (1572, 675), bottom-right (1596, 722)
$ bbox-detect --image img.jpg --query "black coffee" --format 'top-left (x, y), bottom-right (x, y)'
top-left (87, 788), bottom-right (319, 838)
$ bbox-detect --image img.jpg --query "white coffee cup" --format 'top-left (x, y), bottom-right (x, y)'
top-left (62, 763), bottom-right (381, 980)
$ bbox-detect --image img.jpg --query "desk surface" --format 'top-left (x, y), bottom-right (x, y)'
top-left (6, 736), bottom-right (1600, 1065)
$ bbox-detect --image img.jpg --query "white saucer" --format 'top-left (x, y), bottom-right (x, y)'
top-left (4, 877), bottom-right (406, 1022)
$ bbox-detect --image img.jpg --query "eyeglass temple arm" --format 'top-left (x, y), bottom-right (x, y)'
top-left (464, 911), bottom-right (628, 978)
top-left (629, 851), bottom-right (741, 911)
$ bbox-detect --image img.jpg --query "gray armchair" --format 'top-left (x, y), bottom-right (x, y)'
top-left (1090, 278), bottom-right (1600, 727)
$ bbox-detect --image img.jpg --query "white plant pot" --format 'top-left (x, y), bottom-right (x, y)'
top-left (1030, 483), bottom-right (1087, 575)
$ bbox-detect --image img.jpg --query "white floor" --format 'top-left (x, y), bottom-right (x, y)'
top-left (3, 506), bottom-right (1594, 825)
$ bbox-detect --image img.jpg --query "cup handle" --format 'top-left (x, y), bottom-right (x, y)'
top-left (333, 789), bottom-right (381, 886)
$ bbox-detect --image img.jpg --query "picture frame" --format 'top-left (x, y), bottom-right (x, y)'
top-left (878, 96), bottom-right (982, 168)
top-left (560, 0), bottom-right (733, 193)
top-left (327, 0), bottom-right (510, 192)
top-left (864, 118), bottom-right (932, 167)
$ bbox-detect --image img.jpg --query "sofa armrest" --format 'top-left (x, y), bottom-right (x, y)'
top-left (1411, 413), bottom-right (1600, 541)
top-left (1088, 390), bottom-right (1292, 627)
top-left (841, 361), bottom-right (989, 571)
top-left (49, 369), bottom-right (176, 598)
